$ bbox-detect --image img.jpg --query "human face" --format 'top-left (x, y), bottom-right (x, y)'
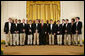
top-left (57, 21), bottom-right (60, 24)
top-left (15, 19), bottom-right (17, 23)
top-left (75, 18), bottom-right (79, 22)
top-left (65, 20), bottom-right (68, 24)
top-left (22, 19), bottom-right (25, 23)
top-left (36, 20), bottom-right (38, 23)
top-left (50, 21), bottom-right (53, 24)
top-left (62, 20), bottom-right (65, 23)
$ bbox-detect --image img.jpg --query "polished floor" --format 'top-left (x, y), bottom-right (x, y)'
top-left (1, 44), bottom-right (84, 55)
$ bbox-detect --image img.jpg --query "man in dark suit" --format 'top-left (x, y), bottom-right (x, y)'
top-left (13, 19), bottom-right (19, 46)
top-left (61, 19), bottom-right (65, 45)
top-left (46, 20), bottom-right (49, 45)
top-left (64, 19), bottom-right (71, 45)
top-left (71, 18), bottom-right (76, 45)
top-left (55, 20), bottom-right (62, 45)
top-left (40, 20), bottom-right (47, 45)
top-left (18, 19), bottom-right (21, 45)
top-left (4, 18), bottom-right (14, 47)
top-left (33, 19), bottom-right (41, 45)
top-left (25, 19), bottom-right (28, 45)
top-left (19, 19), bottom-right (26, 46)
top-left (75, 17), bottom-right (83, 46)
top-left (26, 20), bottom-right (33, 45)
top-left (48, 19), bottom-right (56, 45)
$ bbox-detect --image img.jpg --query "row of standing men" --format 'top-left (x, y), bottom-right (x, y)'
top-left (4, 17), bottom-right (83, 47)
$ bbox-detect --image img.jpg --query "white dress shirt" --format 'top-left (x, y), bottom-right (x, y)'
top-left (30, 24), bottom-right (31, 28)
top-left (50, 24), bottom-right (52, 30)
top-left (58, 24), bottom-right (60, 27)
top-left (9, 22), bottom-right (11, 31)
top-left (36, 24), bottom-right (38, 27)
top-left (16, 23), bottom-right (17, 27)
top-left (66, 23), bottom-right (68, 27)
top-left (76, 22), bottom-right (78, 26)
top-left (23, 23), bottom-right (25, 26)
top-left (62, 23), bottom-right (64, 26)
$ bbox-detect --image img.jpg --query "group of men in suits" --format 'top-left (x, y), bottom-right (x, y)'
top-left (4, 17), bottom-right (83, 47)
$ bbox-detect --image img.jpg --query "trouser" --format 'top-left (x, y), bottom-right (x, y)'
top-left (33, 33), bottom-right (39, 45)
top-left (49, 34), bottom-right (54, 45)
top-left (13, 34), bottom-right (19, 45)
top-left (75, 34), bottom-right (83, 45)
top-left (5, 32), bottom-right (12, 46)
top-left (71, 34), bottom-right (76, 45)
top-left (20, 33), bottom-right (26, 45)
top-left (57, 35), bottom-right (62, 45)
top-left (40, 33), bottom-right (46, 45)
top-left (62, 34), bottom-right (64, 45)
top-left (27, 34), bottom-right (32, 45)
top-left (64, 34), bottom-right (71, 45)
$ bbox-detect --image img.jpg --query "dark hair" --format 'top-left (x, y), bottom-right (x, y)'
top-left (36, 19), bottom-right (38, 21)
top-left (57, 20), bottom-right (60, 22)
top-left (29, 20), bottom-right (32, 22)
top-left (76, 17), bottom-right (80, 20)
top-left (71, 18), bottom-right (75, 22)
top-left (50, 19), bottom-right (53, 21)
top-left (18, 19), bottom-right (21, 21)
top-left (66, 19), bottom-right (69, 21)
top-left (62, 19), bottom-right (65, 21)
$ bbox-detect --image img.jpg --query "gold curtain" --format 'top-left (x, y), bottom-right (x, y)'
top-left (26, 1), bottom-right (60, 23)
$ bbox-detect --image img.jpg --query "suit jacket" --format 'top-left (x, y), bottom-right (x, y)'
top-left (13, 23), bottom-right (20, 34)
top-left (61, 23), bottom-right (65, 34)
top-left (26, 24), bottom-right (33, 35)
top-left (19, 23), bottom-right (26, 33)
top-left (4, 22), bottom-right (14, 34)
top-left (40, 23), bottom-right (47, 34)
top-left (75, 21), bottom-right (82, 34)
top-left (33, 23), bottom-right (41, 33)
top-left (64, 23), bottom-right (71, 34)
top-left (55, 24), bottom-right (62, 35)
top-left (46, 23), bottom-right (49, 33)
top-left (71, 23), bottom-right (76, 34)
top-left (48, 24), bottom-right (56, 34)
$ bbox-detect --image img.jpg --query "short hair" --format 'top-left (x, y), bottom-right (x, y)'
top-left (36, 19), bottom-right (38, 21)
top-left (29, 20), bottom-right (32, 22)
top-left (50, 19), bottom-right (53, 21)
top-left (76, 17), bottom-right (80, 20)
top-left (71, 18), bottom-right (75, 22)
top-left (62, 19), bottom-right (65, 21)
top-left (9, 18), bottom-right (12, 20)
top-left (66, 19), bottom-right (69, 21)
top-left (18, 19), bottom-right (21, 21)
top-left (15, 19), bottom-right (17, 20)
top-left (57, 20), bottom-right (60, 22)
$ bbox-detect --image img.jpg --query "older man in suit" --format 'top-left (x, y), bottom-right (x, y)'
top-left (4, 18), bottom-right (14, 47)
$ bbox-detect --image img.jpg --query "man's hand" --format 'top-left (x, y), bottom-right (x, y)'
top-left (54, 33), bottom-right (55, 35)
top-left (45, 32), bottom-right (47, 34)
top-left (23, 29), bottom-right (25, 32)
top-left (29, 29), bottom-right (31, 32)
top-left (76, 30), bottom-right (78, 33)
top-left (36, 30), bottom-right (38, 33)
top-left (57, 31), bottom-right (60, 33)
top-left (65, 30), bottom-right (67, 32)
